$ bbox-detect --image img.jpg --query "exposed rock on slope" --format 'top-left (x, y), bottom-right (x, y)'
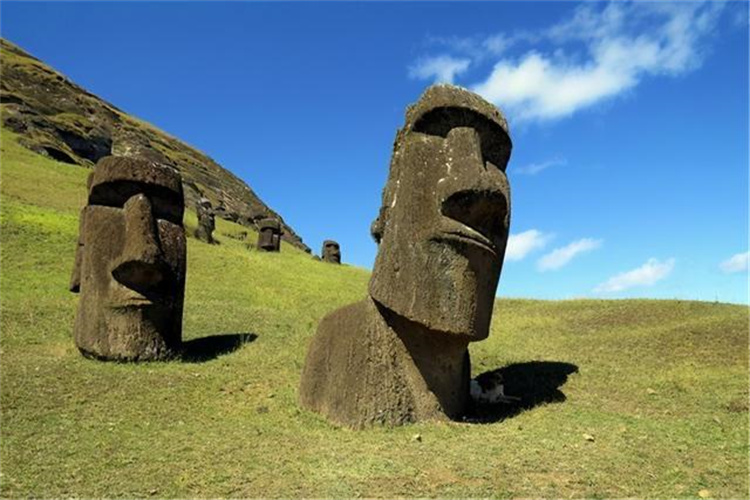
top-left (0, 38), bottom-right (310, 252)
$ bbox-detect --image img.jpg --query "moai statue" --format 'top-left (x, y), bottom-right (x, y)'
top-left (321, 240), bottom-right (341, 264)
top-left (257, 217), bottom-right (282, 252)
top-left (69, 156), bottom-right (187, 361)
top-left (299, 85), bottom-right (512, 427)
top-left (194, 197), bottom-right (216, 244)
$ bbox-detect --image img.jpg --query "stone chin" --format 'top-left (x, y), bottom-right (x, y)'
top-left (75, 304), bottom-right (180, 361)
top-left (369, 235), bottom-right (499, 340)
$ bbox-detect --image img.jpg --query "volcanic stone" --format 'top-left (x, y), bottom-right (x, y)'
top-left (321, 240), bottom-right (341, 264)
top-left (299, 84), bottom-right (512, 427)
top-left (194, 197), bottom-right (216, 244)
top-left (257, 217), bottom-right (282, 252)
top-left (69, 156), bottom-right (187, 361)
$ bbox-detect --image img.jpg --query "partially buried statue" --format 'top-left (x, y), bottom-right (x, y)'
top-left (194, 197), bottom-right (215, 244)
top-left (299, 85), bottom-right (512, 427)
top-left (70, 156), bottom-right (187, 361)
top-left (321, 240), bottom-right (341, 264)
top-left (256, 217), bottom-right (282, 252)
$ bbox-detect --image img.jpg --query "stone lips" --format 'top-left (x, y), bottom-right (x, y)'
top-left (300, 84), bottom-right (513, 427)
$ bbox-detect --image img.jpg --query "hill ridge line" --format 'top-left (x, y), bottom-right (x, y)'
top-left (0, 37), bottom-right (311, 253)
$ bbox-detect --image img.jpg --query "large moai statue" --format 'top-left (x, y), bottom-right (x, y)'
top-left (257, 217), bottom-right (282, 252)
top-left (321, 240), bottom-right (341, 264)
top-left (194, 197), bottom-right (216, 244)
top-left (69, 156), bottom-right (187, 361)
top-left (299, 85), bottom-right (512, 427)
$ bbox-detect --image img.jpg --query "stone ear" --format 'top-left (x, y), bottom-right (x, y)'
top-left (69, 208), bottom-right (86, 293)
top-left (370, 207), bottom-right (387, 244)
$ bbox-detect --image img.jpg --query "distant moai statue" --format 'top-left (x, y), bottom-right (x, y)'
top-left (299, 85), bottom-right (512, 427)
top-left (257, 218), bottom-right (282, 252)
top-left (321, 240), bottom-right (341, 264)
top-left (194, 197), bottom-right (216, 244)
top-left (69, 156), bottom-right (187, 361)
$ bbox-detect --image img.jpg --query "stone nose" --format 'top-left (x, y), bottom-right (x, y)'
top-left (439, 127), bottom-right (511, 248)
top-left (440, 125), bottom-right (509, 201)
top-left (111, 194), bottom-right (165, 290)
top-left (446, 127), bottom-right (484, 174)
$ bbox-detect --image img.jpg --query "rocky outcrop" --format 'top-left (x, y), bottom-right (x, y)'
top-left (0, 38), bottom-right (310, 252)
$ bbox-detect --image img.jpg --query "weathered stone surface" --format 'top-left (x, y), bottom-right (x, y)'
top-left (257, 217), bottom-right (282, 252)
top-left (194, 197), bottom-right (216, 244)
top-left (300, 84), bottom-right (512, 428)
top-left (321, 240), bottom-right (341, 264)
top-left (70, 156), bottom-right (187, 361)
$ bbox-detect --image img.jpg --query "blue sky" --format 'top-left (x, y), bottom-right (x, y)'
top-left (2, 1), bottom-right (748, 304)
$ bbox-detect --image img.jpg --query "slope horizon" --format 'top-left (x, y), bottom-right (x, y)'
top-left (0, 1), bottom-right (747, 304)
top-left (1, 120), bottom-right (748, 498)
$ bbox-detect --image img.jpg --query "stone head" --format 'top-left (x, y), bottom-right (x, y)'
top-left (322, 240), bottom-right (341, 264)
top-left (70, 156), bottom-right (186, 360)
top-left (196, 197), bottom-right (215, 227)
top-left (257, 217), bottom-right (281, 252)
top-left (369, 84), bottom-right (512, 340)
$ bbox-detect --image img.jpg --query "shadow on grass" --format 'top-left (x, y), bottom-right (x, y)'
top-left (465, 360), bottom-right (579, 424)
top-left (181, 333), bottom-right (257, 363)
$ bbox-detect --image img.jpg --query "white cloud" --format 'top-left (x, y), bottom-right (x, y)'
top-left (594, 257), bottom-right (675, 293)
top-left (538, 238), bottom-right (602, 271)
top-left (412, 1), bottom-right (728, 123)
top-left (505, 229), bottom-right (552, 261)
top-left (408, 55), bottom-right (470, 83)
top-left (720, 252), bottom-right (749, 274)
top-left (515, 157), bottom-right (567, 175)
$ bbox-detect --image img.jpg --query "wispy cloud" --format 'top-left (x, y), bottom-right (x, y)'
top-left (538, 238), bottom-right (602, 271)
top-left (427, 32), bottom-right (536, 60)
top-left (730, 2), bottom-right (749, 28)
top-left (411, 1), bottom-right (728, 123)
top-left (505, 229), bottom-right (552, 261)
top-left (408, 55), bottom-right (470, 83)
top-left (515, 157), bottom-right (567, 175)
top-left (720, 252), bottom-right (749, 274)
top-left (594, 257), bottom-right (675, 293)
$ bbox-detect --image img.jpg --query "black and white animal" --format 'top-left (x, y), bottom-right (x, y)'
top-left (470, 371), bottom-right (521, 404)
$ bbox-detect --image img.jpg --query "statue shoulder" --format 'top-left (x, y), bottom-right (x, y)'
top-left (314, 298), bottom-right (377, 344)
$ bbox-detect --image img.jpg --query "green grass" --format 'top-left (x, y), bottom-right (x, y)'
top-left (1, 129), bottom-right (748, 499)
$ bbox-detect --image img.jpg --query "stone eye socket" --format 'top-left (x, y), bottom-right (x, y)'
top-left (412, 106), bottom-right (512, 171)
top-left (88, 181), bottom-right (183, 224)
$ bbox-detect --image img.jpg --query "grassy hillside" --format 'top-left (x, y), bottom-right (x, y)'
top-left (1, 129), bottom-right (748, 499)
top-left (0, 38), bottom-right (310, 252)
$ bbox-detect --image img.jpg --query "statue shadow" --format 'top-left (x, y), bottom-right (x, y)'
top-left (181, 333), bottom-right (257, 363)
top-left (465, 360), bottom-right (579, 424)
